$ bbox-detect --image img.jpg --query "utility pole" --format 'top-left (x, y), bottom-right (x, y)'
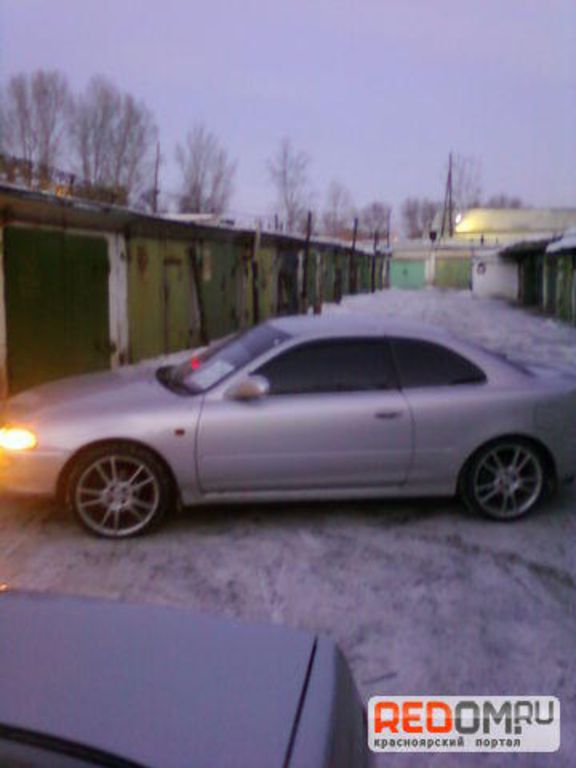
top-left (440, 152), bottom-right (454, 239)
top-left (301, 210), bottom-right (313, 312)
top-left (371, 229), bottom-right (380, 292)
top-left (448, 151), bottom-right (454, 237)
top-left (251, 222), bottom-right (261, 325)
top-left (349, 217), bottom-right (359, 294)
top-left (152, 142), bottom-right (160, 214)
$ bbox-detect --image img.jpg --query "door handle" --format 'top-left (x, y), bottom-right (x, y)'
top-left (374, 411), bottom-right (402, 420)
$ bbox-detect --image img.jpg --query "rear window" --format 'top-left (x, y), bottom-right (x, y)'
top-left (392, 338), bottom-right (487, 388)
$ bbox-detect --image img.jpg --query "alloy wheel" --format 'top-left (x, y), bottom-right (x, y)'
top-left (74, 453), bottom-right (161, 537)
top-left (472, 443), bottom-right (543, 519)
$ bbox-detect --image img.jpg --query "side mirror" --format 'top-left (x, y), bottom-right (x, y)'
top-left (225, 375), bottom-right (270, 401)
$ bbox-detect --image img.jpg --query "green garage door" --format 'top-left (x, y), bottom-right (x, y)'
top-left (4, 227), bottom-right (110, 394)
top-left (435, 257), bottom-right (471, 289)
top-left (520, 255), bottom-right (543, 307)
top-left (544, 258), bottom-right (557, 314)
top-left (389, 259), bottom-right (426, 289)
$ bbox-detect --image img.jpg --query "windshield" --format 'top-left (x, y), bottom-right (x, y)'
top-left (160, 324), bottom-right (290, 394)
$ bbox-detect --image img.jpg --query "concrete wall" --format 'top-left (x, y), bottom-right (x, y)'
top-left (472, 253), bottom-right (519, 301)
top-left (107, 233), bottom-right (129, 366)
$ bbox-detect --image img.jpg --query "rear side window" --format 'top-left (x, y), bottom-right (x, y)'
top-left (392, 338), bottom-right (486, 388)
top-left (256, 339), bottom-right (397, 395)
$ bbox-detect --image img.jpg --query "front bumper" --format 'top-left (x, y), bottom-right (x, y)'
top-left (0, 448), bottom-right (68, 497)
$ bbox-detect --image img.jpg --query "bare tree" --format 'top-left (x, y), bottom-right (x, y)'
top-left (69, 76), bottom-right (158, 204)
top-left (176, 124), bottom-right (236, 214)
top-left (485, 194), bottom-right (524, 209)
top-left (359, 200), bottom-right (391, 239)
top-left (0, 69), bottom-right (72, 173)
top-left (322, 180), bottom-right (355, 237)
top-left (401, 197), bottom-right (440, 239)
top-left (452, 154), bottom-right (482, 211)
top-left (268, 138), bottom-right (312, 233)
top-left (401, 198), bottom-right (422, 239)
top-left (420, 199), bottom-right (440, 236)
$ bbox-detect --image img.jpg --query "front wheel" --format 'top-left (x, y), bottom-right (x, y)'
top-left (461, 439), bottom-right (546, 521)
top-left (67, 443), bottom-right (173, 538)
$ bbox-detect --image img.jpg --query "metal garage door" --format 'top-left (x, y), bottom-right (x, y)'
top-left (389, 259), bottom-right (426, 289)
top-left (435, 257), bottom-right (471, 289)
top-left (4, 226), bottom-right (110, 394)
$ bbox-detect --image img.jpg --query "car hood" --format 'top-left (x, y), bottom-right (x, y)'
top-left (3, 365), bottom-right (180, 422)
top-left (0, 592), bottom-right (318, 768)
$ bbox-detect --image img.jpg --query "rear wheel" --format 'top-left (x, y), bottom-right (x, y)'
top-left (461, 439), bottom-right (546, 521)
top-left (67, 443), bottom-right (172, 538)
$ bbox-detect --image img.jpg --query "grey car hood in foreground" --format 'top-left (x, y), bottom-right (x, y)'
top-left (0, 592), bottom-right (366, 768)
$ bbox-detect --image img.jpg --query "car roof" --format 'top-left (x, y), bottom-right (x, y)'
top-left (268, 313), bottom-right (453, 341)
top-left (0, 591), bottom-right (326, 768)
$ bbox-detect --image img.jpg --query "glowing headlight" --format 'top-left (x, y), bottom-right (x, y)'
top-left (0, 427), bottom-right (38, 451)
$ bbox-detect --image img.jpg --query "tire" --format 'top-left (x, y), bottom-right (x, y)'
top-left (460, 438), bottom-right (546, 521)
top-left (67, 442), bottom-right (173, 538)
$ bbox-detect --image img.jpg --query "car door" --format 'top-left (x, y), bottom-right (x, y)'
top-left (196, 338), bottom-right (413, 494)
top-left (390, 337), bottom-right (490, 488)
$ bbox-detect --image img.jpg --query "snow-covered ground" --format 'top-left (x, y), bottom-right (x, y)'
top-left (1, 289), bottom-right (575, 767)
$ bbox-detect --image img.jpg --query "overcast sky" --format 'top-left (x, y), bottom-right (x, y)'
top-left (1, 0), bottom-right (575, 222)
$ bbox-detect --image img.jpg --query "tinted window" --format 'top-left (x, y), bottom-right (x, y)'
top-left (392, 339), bottom-right (486, 388)
top-left (256, 339), bottom-right (396, 395)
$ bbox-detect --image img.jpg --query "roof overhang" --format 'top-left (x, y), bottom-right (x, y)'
top-left (497, 237), bottom-right (554, 260)
top-left (0, 182), bottom-right (374, 254)
top-left (546, 228), bottom-right (576, 255)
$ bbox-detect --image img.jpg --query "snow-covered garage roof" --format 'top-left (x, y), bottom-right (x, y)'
top-left (546, 228), bottom-right (576, 254)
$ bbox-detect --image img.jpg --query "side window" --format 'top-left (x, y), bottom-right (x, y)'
top-left (392, 338), bottom-right (486, 388)
top-left (255, 339), bottom-right (397, 395)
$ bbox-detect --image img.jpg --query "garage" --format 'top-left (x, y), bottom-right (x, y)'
top-left (389, 258), bottom-right (426, 289)
top-left (4, 226), bottom-right (110, 393)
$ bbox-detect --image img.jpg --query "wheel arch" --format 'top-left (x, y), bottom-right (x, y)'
top-left (56, 438), bottom-right (181, 507)
top-left (457, 433), bottom-right (557, 494)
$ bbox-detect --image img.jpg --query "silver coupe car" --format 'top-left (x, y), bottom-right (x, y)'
top-left (1, 315), bottom-right (575, 538)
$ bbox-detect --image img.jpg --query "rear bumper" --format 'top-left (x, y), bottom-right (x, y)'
top-left (0, 448), bottom-right (67, 497)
